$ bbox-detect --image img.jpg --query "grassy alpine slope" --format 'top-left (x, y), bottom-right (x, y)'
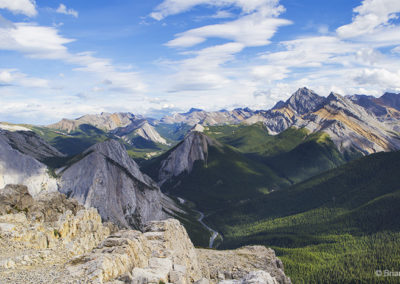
top-left (143, 136), bottom-right (291, 212)
top-left (29, 124), bottom-right (169, 159)
top-left (205, 151), bottom-right (400, 283)
top-left (145, 125), bottom-right (350, 212)
top-left (205, 123), bottom-right (353, 183)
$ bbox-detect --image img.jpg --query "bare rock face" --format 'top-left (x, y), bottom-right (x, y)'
top-left (0, 133), bottom-right (58, 197)
top-left (0, 129), bottom-right (64, 161)
top-left (255, 88), bottom-right (400, 155)
top-left (286, 87), bottom-right (326, 115)
top-left (142, 219), bottom-right (203, 282)
top-left (158, 131), bottom-right (220, 185)
top-left (66, 219), bottom-right (289, 284)
top-left (112, 119), bottom-right (168, 145)
top-left (59, 139), bottom-right (170, 229)
top-left (67, 219), bottom-right (203, 283)
top-left (135, 121), bottom-right (168, 145)
top-left (0, 185), bottom-right (111, 283)
top-left (218, 270), bottom-right (279, 284)
top-left (300, 92), bottom-right (400, 154)
top-left (197, 246), bottom-right (290, 284)
top-left (66, 230), bottom-right (152, 283)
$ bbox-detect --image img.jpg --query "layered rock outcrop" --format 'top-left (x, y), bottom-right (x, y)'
top-left (65, 218), bottom-right (290, 284)
top-left (0, 185), bottom-right (291, 284)
top-left (0, 185), bottom-right (112, 283)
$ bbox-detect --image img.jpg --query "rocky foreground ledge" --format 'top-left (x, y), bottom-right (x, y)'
top-left (0, 185), bottom-right (291, 284)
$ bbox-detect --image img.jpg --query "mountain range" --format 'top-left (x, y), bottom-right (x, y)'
top-left (12, 87), bottom-right (399, 160)
top-left (1, 87), bottom-right (400, 283)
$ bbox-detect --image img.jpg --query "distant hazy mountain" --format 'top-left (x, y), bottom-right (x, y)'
top-left (160, 107), bottom-right (255, 126)
top-left (112, 119), bottom-right (168, 145)
top-left (48, 112), bottom-right (138, 133)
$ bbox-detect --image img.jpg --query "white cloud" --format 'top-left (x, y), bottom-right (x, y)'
top-left (354, 68), bottom-right (400, 90)
top-left (0, 23), bottom-right (73, 59)
top-left (392, 46), bottom-right (400, 54)
top-left (0, 69), bottom-right (49, 88)
top-left (159, 0), bottom-right (290, 96)
top-left (251, 65), bottom-right (288, 81)
top-left (151, 0), bottom-right (283, 20)
top-left (0, 22), bottom-right (146, 93)
top-left (165, 42), bottom-right (244, 92)
top-left (210, 10), bottom-right (235, 19)
top-left (56, 4), bottom-right (78, 18)
top-left (0, 70), bottom-right (13, 83)
top-left (337, 0), bottom-right (400, 39)
top-left (0, 0), bottom-right (36, 17)
top-left (69, 52), bottom-right (146, 93)
top-left (260, 36), bottom-right (358, 70)
top-left (167, 15), bottom-right (291, 48)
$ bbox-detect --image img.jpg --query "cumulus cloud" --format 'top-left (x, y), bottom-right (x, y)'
top-left (0, 0), bottom-right (36, 17)
top-left (337, 0), bottom-right (400, 39)
top-left (56, 4), bottom-right (78, 18)
top-left (354, 68), bottom-right (400, 90)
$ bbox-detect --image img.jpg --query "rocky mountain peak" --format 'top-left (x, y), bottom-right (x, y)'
top-left (325, 92), bottom-right (370, 116)
top-left (379, 92), bottom-right (400, 110)
top-left (286, 87), bottom-right (325, 115)
top-left (327, 91), bottom-right (344, 102)
top-left (271, 100), bottom-right (286, 110)
top-left (186, 108), bottom-right (204, 114)
top-left (59, 139), bottom-right (170, 229)
top-left (112, 119), bottom-right (168, 145)
top-left (158, 132), bottom-right (218, 185)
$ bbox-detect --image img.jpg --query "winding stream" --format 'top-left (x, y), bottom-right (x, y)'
top-left (177, 197), bottom-right (221, 248)
top-left (194, 210), bottom-right (220, 248)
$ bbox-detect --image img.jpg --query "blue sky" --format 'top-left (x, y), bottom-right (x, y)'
top-left (1, 0), bottom-right (400, 124)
